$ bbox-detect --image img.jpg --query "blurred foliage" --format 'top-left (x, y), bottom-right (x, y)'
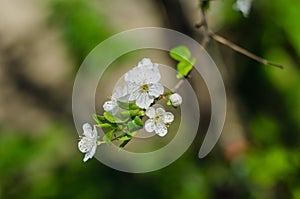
top-left (49, 0), bottom-right (112, 65)
top-left (1, 0), bottom-right (300, 199)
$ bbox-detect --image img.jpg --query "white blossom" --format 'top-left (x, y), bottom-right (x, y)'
top-left (124, 58), bottom-right (164, 109)
top-left (234, 0), bottom-right (252, 17)
top-left (169, 93), bottom-right (182, 106)
top-left (145, 107), bottom-right (174, 137)
top-left (78, 123), bottom-right (98, 162)
top-left (103, 86), bottom-right (129, 115)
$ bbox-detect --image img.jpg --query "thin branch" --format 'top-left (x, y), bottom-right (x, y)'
top-left (209, 32), bottom-right (284, 69)
top-left (174, 0), bottom-right (283, 93)
top-left (200, 6), bottom-right (210, 48)
top-left (194, 0), bottom-right (283, 69)
top-left (172, 78), bottom-right (185, 92)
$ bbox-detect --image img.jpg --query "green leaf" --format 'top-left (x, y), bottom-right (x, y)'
top-left (98, 123), bottom-right (112, 128)
top-left (117, 101), bottom-right (139, 110)
top-left (177, 58), bottom-right (195, 79)
top-left (117, 135), bottom-right (132, 141)
top-left (116, 131), bottom-right (137, 141)
top-left (118, 131), bottom-right (137, 148)
top-left (93, 114), bottom-right (107, 124)
top-left (103, 129), bottom-right (116, 143)
top-left (166, 100), bottom-right (172, 106)
top-left (170, 46), bottom-right (191, 62)
top-left (134, 116), bottom-right (143, 127)
top-left (119, 139), bottom-right (131, 149)
top-left (128, 121), bottom-right (143, 132)
top-left (104, 112), bottom-right (124, 123)
top-left (120, 110), bottom-right (140, 118)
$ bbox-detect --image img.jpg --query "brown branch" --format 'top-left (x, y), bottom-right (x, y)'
top-left (209, 32), bottom-right (284, 69)
top-left (172, 78), bottom-right (185, 92)
top-left (195, 0), bottom-right (283, 69)
top-left (174, 0), bottom-right (283, 93)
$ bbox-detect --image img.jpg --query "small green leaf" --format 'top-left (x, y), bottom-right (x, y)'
top-left (98, 123), bottom-right (112, 128)
top-left (103, 129), bottom-right (116, 143)
top-left (119, 139), bottom-right (131, 149)
top-left (166, 100), bottom-right (172, 106)
top-left (128, 121), bottom-right (143, 132)
top-left (120, 110), bottom-right (140, 118)
top-left (177, 58), bottom-right (195, 79)
top-left (93, 114), bottom-right (107, 124)
top-left (170, 46), bottom-right (191, 62)
top-left (138, 110), bottom-right (145, 116)
top-left (134, 116), bottom-right (143, 127)
top-left (116, 131), bottom-right (137, 141)
top-left (104, 112), bottom-right (124, 123)
top-left (117, 101), bottom-right (139, 110)
top-left (117, 135), bottom-right (132, 141)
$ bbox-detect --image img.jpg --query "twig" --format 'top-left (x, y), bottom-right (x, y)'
top-left (172, 78), bottom-right (185, 93)
top-left (194, 0), bottom-right (283, 69)
top-left (209, 32), bottom-right (284, 69)
top-left (200, 6), bottom-right (210, 48)
top-left (173, 0), bottom-right (283, 93)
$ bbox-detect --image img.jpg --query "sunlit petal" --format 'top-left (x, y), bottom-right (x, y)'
top-left (155, 122), bottom-right (168, 137)
top-left (164, 112), bottom-right (174, 123)
top-left (146, 107), bottom-right (155, 118)
top-left (148, 83), bottom-right (164, 97)
top-left (145, 119), bottom-right (155, 132)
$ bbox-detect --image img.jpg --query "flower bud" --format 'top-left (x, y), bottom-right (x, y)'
top-left (169, 93), bottom-right (182, 106)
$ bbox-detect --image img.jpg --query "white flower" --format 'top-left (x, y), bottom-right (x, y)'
top-left (124, 58), bottom-right (164, 109)
top-left (169, 93), bottom-right (182, 106)
top-left (144, 107), bottom-right (174, 137)
top-left (234, 0), bottom-right (252, 17)
top-left (78, 123), bottom-right (98, 162)
top-left (103, 86), bottom-right (129, 115)
top-left (103, 100), bottom-right (118, 115)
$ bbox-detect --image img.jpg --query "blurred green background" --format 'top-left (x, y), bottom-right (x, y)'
top-left (1, 0), bottom-right (300, 198)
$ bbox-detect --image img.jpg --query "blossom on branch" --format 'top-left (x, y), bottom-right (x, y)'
top-left (78, 123), bottom-right (98, 162)
top-left (145, 107), bottom-right (174, 137)
top-left (170, 93), bottom-right (182, 106)
top-left (103, 86), bottom-right (129, 115)
top-left (125, 58), bottom-right (164, 109)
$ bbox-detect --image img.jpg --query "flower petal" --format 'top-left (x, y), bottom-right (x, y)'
top-left (163, 112), bottom-right (174, 123)
top-left (83, 153), bottom-right (91, 162)
top-left (155, 122), bottom-right (168, 137)
top-left (156, 107), bottom-right (165, 116)
top-left (103, 101), bottom-right (118, 112)
top-left (92, 125), bottom-right (98, 138)
top-left (144, 68), bottom-right (161, 83)
top-left (145, 119), bottom-right (155, 132)
top-left (78, 138), bottom-right (91, 153)
top-left (169, 93), bottom-right (182, 106)
top-left (125, 67), bottom-right (146, 84)
top-left (82, 123), bottom-right (93, 137)
top-left (148, 83), bottom-right (164, 98)
top-left (128, 88), bottom-right (141, 101)
top-left (146, 107), bottom-right (155, 118)
top-left (138, 58), bottom-right (152, 67)
top-left (136, 92), bottom-right (154, 109)
top-left (89, 143), bottom-right (97, 158)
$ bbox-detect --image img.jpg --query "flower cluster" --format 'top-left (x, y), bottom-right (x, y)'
top-left (78, 58), bottom-right (183, 162)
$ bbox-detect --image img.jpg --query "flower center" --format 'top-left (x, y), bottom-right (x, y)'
top-left (141, 84), bottom-right (149, 92)
top-left (154, 114), bottom-right (162, 123)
